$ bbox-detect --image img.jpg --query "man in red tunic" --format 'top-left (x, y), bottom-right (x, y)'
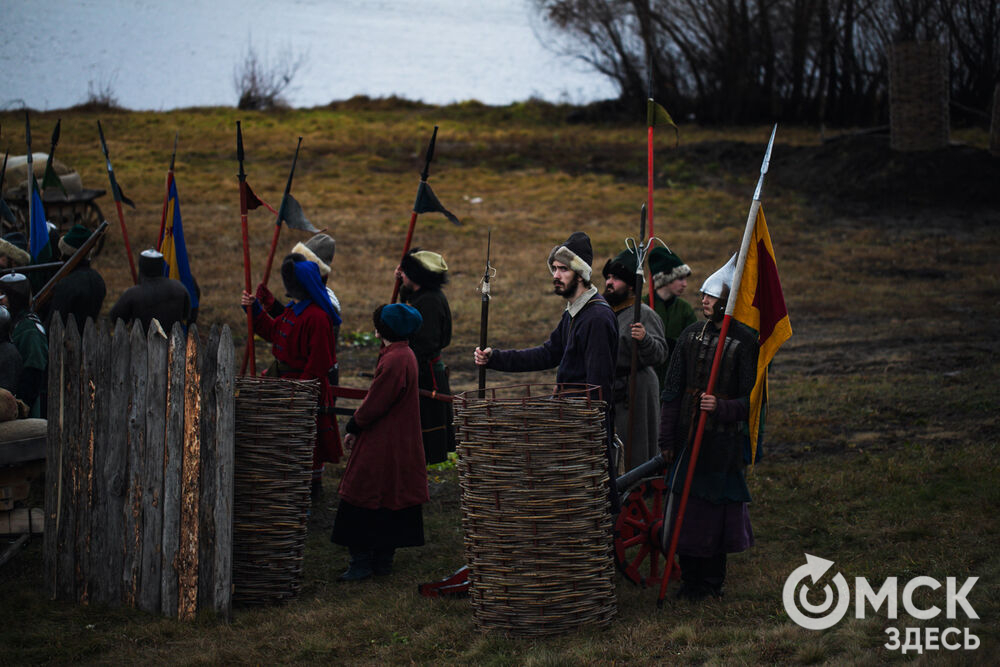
top-left (332, 303), bottom-right (428, 582)
top-left (241, 253), bottom-right (343, 496)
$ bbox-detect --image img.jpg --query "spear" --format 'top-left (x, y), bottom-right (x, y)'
top-left (236, 121), bottom-right (256, 377)
top-left (40, 118), bottom-right (67, 197)
top-left (657, 124), bottom-right (778, 607)
top-left (477, 229), bottom-right (493, 397)
top-left (625, 203), bottom-right (649, 468)
top-left (97, 120), bottom-right (138, 283)
top-left (156, 131), bottom-right (179, 251)
top-left (259, 137), bottom-right (318, 288)
top-left (390, 125), bottom-right (460, 303)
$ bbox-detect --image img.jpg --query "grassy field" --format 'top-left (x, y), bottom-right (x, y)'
top-left (1, 101), bottom-right (998, 664)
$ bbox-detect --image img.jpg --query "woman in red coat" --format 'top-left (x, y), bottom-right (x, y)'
top-left (332, 303), bottom-right (429, 581)
top-left (242, 254), bottom-right (343, 496)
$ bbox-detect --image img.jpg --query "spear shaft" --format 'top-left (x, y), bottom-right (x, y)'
top-left (260, 137), bottom-right (302, 288)
top-left (625, 204), bottom-right (647, 469)
top-left (391, 125), bottom-right (438, 303)
top-left (657, 125), bottom-right (777, 607)
top-left (157, 132), bottom-right (179, 251)
top-left (97, 120), bottom-right (138, 283)
top-left (478, 230), bottom-right (492, 397)
top-left (237, 121), bottom-right (256, 377)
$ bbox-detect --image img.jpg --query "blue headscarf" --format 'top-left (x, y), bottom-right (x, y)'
top-left (291, 260), bottom-right (342, 325)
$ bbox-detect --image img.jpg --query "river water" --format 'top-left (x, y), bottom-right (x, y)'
top-left (0, 0), bottom-right (618, 111)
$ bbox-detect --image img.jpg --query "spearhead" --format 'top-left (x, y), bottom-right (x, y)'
top-left (753, 123), bottom-right (778, 202)
top-left (97, 119), bottom-right (109, 158)
top-left (282, 137), bottom-right (303, 197)
top-left (639, 202), bottom-right (647, 244)
top-left (420, 125), bottom-right (439, 182)
top-left (482, 229), bottom-right (493, 288)
top-left (236, 121), bottom-right (246, 182)
top-left (169, 131), bottom-right (178, 171)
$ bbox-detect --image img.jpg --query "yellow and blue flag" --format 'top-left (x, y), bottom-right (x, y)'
top-left (160, 177), bottom-right (199, 309)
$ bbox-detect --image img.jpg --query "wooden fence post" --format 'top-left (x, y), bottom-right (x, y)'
top-left (213, 325), bottom-right (235, 619)
top-left (161, 322), bottom-right (186, 617)
top-left (138, 323), bottom-right (168, 613)
top-left (43, 314), bottom-right (64, 600)
top-left (57, 316), bottom-right (80, 602)
top-left (122, 322), bottom-right (147, 607)
top-left (89, 318), bottom-right (120, 605)
top-left (177, 324), bottom-right (201, 621)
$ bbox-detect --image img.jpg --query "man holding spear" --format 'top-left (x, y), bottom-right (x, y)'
top-left (602, 248), bottom-right (667, 472)
top-left (656, 256), bottom-right (759, 600)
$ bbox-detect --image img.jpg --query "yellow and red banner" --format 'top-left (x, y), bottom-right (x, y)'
top-left (732, 203), bottom-right (792, 462)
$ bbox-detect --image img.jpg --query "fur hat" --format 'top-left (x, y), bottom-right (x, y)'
top-left (0, 233), bottom-right (31, 267)
top-left (59, 224), bottom-right (92, 258)
top-left (400, 249), bottom-right (448, 289)
top-left (547, 231), bottom-right (593, 282)
top-left (0, 273), bottom-right (31, 312)
top-left (291, 233), bottom-right (336, 277)
top-left (374, 303), bottom-right (422, 341)
top-left (602, 249), bottom-right (638, 284)
top-left (648, 246), bottom-right (691, 288)
top-left (138, 249), bottom-right (165, 279)
top-left (701, 253), bottom-right (737, 299)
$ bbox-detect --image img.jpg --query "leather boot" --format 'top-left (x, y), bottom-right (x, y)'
top-left (373, 547), bottom-right (395, 576)
top-left (338, 547), bottom-right (373, 582)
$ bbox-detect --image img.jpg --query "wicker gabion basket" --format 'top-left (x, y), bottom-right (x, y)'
top-left (889, 41), bottom-right (949, 152)
top-left (232, 376), bottom-right (319, 605)
top-left (454, 384), bottom-right (617, 637)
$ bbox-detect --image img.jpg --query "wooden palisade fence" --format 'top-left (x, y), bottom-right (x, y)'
top-left (43, 314), bottom-right (235, 620)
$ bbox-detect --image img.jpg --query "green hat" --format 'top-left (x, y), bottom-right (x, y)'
top-left (648, 246), bottom-right (691, 288)
top-left (601, 249), bottom-right (638, 284)
top-left (59, 224), bottom-right (92, 257)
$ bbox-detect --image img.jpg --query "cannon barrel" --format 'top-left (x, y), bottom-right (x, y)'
top-left (615, 453), bottom-right (666, 494)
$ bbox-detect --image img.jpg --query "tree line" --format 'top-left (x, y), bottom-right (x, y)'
top-left (532, 0), bottom-right (999, 126)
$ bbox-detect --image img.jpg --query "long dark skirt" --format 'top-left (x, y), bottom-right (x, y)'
top-left (670, 494), bottom-right (754, 558)
top-left (331, 500), bottom-right (425, 549)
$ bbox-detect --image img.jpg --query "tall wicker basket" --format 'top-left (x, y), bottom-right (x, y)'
top-left (889, 41), bottom-right (949, 151)
top-left (232, 376), bottom-right (319, 605)
top-left (454, 384), bottom-right (617, 637)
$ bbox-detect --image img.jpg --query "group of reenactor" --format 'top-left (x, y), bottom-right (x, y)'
top-left (0, 226), bottom-right (192, 422)
top-left (474, 231), bottom-right (759, 602)
top-left (3, 215), bottom-right (758, 601)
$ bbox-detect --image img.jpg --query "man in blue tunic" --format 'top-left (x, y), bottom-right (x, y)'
top-left (473, 231), bottom-right (620, 510)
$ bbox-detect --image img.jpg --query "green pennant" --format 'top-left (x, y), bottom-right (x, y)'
top-left (647, 99), bottom-right (679, 146)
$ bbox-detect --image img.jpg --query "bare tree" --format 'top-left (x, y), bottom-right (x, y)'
top-left (532, 0), bottom-right (997, 125)
top-left (233, 41), bottom-right (308, 111)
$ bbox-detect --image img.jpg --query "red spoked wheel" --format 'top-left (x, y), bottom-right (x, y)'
top-left (614, 476), bottom-right (680, 588)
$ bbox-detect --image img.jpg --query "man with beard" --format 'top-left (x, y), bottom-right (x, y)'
top-left (395, 249), bottom-right (454, 465)
top-left (657, 254), bottom-right (759, 601)
top-left (648, 246), bottom-right (696, 387)
top-left (473, 231), bottom-right (620, 510)
top-left (602, 249), bottom-right (668, 471)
